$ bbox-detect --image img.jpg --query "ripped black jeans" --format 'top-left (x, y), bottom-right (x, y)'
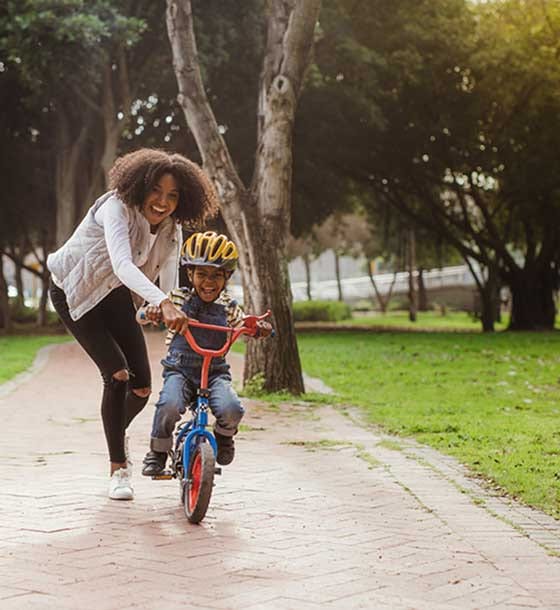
top-left (49, 282), bottom-right (151, 463)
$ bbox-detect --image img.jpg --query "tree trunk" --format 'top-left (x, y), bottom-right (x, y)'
top-left (418, 266), bottom-right (428, 311)
top-left (243, 236), bottom-right (302, 391)
top-left (37, 272), bottom-right (50, 327)
top-left (72, 51), bottom-right (134, 224)
top-left (479, 282), bottom-right (497, 333)
top-left (494, 282), bottom-right (502, 324)
top-left (14, 259), bottom-right (25, 309)
top-left (303, 252), bottom-right (312, 301)
top-left (55, 114), bottom-right (90, 246)
top-left (334, 250), bottom-right (343, 301)
top-left (463, 257), bottom-right (496, 332)
top-left (508, 265), bottom-right (556, 330)
top-left (367, 259), bottom-right (384, 312)
top-left (100, 56), bottom-right (129, 185)
top-left (407, 228), bottom-right (417, 322)
top-left (166, 0), bottom-right (321, 394)
top-left (0, 255), bottom-right (12, 332)
top-left (37, 230), bottom-right (56, 326)
top-left (367, 260), bottom-right (397, 314)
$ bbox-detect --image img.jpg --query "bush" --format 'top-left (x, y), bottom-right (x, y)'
top-left (241, 373), bottom-right (266, 397)
top-left (293, 300), bottom-right (353, 322)
top-left (8, 300), bottom-right (60, 325)
top-left (352, 299), bottom-right (374, 313)
top-left (9, 302), bottom-right (37, 324)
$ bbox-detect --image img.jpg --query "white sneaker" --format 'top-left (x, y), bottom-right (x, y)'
top-left (108, 468), bottom-right (134, 501)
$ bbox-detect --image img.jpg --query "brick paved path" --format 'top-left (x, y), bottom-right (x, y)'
top-left (2, 333), bottom-right (560, 610)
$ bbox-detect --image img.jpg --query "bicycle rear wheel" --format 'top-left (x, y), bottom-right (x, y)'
top-left (184, 440), bottom-right (215, 523)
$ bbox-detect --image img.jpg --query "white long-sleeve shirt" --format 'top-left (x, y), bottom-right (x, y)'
top-left (94, 197), bottom-right (171, 306)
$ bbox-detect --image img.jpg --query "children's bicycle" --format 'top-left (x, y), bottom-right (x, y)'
top-left (148, 310), bottom-right (272, 524)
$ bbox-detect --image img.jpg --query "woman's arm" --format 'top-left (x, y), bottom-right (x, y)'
top-left (98, 196), bottom-right (169, 306)
top-left (97, 197), bottom-right (187, 331)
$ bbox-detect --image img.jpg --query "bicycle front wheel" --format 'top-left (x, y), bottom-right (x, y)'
top-left (184, 440), bottom-right (215, 524)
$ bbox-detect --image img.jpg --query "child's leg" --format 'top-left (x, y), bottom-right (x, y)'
top-left (150, 370), bottom-right (192, 452)
top-left (143, 370), bottom-right (192, 476)
top-left (208, 372), bottom-right (245, 437)
top-left (208, 373), bottom-right (244, 466)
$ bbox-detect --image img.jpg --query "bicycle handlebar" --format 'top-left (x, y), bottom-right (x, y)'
top-left (139, 308), bottom-right (274, 358)
top-left (182, 310), bottom-right (273, 358)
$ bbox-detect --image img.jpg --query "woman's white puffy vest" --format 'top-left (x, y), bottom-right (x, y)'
top-left (47, 191), bottom-right (180, 321)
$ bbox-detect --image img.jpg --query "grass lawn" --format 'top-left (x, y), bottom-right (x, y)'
top-left (347, 310), bottom-right (508, 331)
top-left (0, 335), bottom-right (71, 385)
top-left (296, 330), bottom-right (560, 518)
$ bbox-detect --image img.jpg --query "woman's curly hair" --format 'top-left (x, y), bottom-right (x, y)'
top-left (108, 148), bottom-right (219, 226)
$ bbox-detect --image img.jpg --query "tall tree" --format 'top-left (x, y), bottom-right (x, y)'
top-left (303, 0), bottom-right (560, 330)
top-left (0, 28), bottom-right (58, 326)
top-left (1, 1), bottom-right (172, 245)
top-left (166, 0), bottom-right (321, 393)
top-left (467, 0), bottom-right (560, 329)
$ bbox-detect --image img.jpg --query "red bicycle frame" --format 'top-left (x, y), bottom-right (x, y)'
top-left (181, 310), bottom-right (272, 388)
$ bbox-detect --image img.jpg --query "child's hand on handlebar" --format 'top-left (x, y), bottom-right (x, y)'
top-left (256, 320), bottom-right (273, 338)
top-left (160, 298), bottom-right (189, 332)
top-left (178, 317), bottom-right (193, 334)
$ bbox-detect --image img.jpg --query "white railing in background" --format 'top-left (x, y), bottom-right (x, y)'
top-left (229, 264), bottom-right (476, 303)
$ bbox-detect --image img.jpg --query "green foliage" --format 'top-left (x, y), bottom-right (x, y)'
top-left (191, 0), bottom-right (264, 181)
top-left (352, 300), bottom-right (373, 313)
top-left (293, 300), bottom-right (352, 322)
top-left (239, 372), bottom-right (297, 406)
top-left (0, 0), bottom-right (154, 256)
top-left (293, 0), bottom-right (472, 236)
top-left (0, 0), bottom-right (144, 101)
top-left (242, 372), bottom-right (267, 398)
top-left (2, 0), bottom-right (559, 329)
top-left (9, 301), bottom-right (59, 325)
top-left (295, 0), bottom-right (560, 328)
top-left (297, 330), bottom-right (560, 517)
top-left (123, 0), bottom-right (265, 170)
top-left (345, 310), bottom-right (511, 331)
top-left (9, 302), bottom-right (38, 324)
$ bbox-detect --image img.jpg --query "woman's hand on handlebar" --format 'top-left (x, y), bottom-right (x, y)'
top-left (160, 299), bottom-right (188, 332)
top-left (145, 304), bottom-right (163, 324)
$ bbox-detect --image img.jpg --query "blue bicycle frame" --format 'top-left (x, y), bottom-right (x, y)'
top-left (174, 392), bottom-right (218, 474)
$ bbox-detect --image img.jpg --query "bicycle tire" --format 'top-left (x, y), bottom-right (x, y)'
top-left (184, 440), bottom-right (215, 523)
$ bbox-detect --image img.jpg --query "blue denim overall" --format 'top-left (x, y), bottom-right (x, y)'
top-left (149, 293), bottom-right (244, 453)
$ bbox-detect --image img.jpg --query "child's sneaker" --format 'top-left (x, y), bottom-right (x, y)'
top-left (141, 450), bottom-right (167, 476)
top-left (215, 432), bottom-right (235, 465)
top-left (108, 468), bottom-right (133, 500)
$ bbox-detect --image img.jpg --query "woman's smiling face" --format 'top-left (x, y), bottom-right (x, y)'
top-left (142, 173), bottom-right (179, 226)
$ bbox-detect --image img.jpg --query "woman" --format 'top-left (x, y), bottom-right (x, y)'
top-left (47, 148), bottom-right (218, 500)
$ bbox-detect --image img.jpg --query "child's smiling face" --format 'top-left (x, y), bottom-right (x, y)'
top-left (188, 265), bottom-right (227, 302)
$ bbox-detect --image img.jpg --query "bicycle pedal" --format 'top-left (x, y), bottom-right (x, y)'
top-left (152, 470), bottom-right (174, 480)
top-left (214, 467), bottom-right (222, 475)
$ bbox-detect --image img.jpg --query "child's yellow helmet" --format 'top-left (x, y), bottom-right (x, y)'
top-left (180, 231), bottom-right (239, 272)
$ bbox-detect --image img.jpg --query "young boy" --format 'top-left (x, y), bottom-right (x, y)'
top-left (138, 231), bottom-right (271, 476)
